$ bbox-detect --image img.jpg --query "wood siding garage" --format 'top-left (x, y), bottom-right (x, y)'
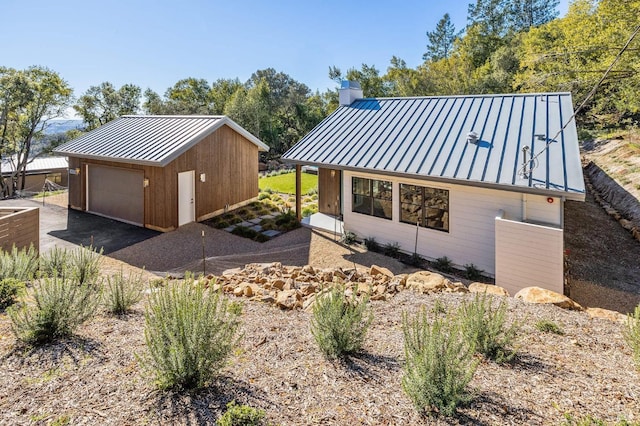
top-left (87, 165), bottom-right (144, 225)
top-left (63, 120), bottom-right (267, 232)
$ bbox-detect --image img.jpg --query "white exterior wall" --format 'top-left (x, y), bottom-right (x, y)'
top-left (342, 170), bottom-right (563, 276)
top-left (495, 216), bottom-right (564, 295)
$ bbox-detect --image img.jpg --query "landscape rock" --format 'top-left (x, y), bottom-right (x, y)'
top-left (586, 307), bottom-right (627, 323)
top-left (514, 286), bottom-right (583, 310)
top-left (469, 282), bottom-right (510, 297)
top-left (370, 265), bottom-right (394, 278)
top-left (406, 271), bottom-right (449, 293)
top-left (276, 289), bottom-right (301, 310)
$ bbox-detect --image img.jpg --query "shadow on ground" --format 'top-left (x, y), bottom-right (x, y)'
top-left (49, 209), bottom-right (159, 255)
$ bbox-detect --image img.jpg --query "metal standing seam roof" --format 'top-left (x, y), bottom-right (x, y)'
top-left (1, 157), bottom-right (68, 174)
top-left (282, 93), bottom-right (585, 201)
top-left (53, 115), bottom-right (269, 167)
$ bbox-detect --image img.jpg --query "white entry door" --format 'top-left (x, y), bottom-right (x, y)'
top-left (178, 170), bottom-right (195, 226)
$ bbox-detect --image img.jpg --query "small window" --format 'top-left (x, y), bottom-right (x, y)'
top-left (352, 177), bottom-right (392, 220)
top-left (400, 183), bottom-right (449, 232)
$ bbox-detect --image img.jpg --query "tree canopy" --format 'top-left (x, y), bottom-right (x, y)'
top-left (0, 66), bottom-right (72, 196)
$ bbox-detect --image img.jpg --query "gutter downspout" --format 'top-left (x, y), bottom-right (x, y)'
top-left (521, 194), bottom-right (527, 221)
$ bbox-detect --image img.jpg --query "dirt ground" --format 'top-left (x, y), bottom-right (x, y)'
top-left (564, 189), bottom-right (640, 314)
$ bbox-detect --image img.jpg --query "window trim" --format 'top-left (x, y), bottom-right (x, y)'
top-left (399, 183), bottom-right (449, 233)
top-left (351, 176), bottom-right (392, 220)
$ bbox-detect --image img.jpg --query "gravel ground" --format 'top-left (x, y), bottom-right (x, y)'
top-left (0, 290), bottom-right (638, 425)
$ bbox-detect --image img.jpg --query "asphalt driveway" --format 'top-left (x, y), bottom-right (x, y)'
top-left (0, 197), bottom-right (159, 254)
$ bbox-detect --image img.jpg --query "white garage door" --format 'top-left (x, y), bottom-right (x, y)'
top-left (87, 165), bottom-right (144, 226)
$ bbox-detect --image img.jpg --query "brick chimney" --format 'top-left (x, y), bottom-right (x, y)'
top-left (339, 81), bottom-right (363, 106)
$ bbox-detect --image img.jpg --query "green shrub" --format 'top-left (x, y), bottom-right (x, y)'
top-left (40, 247), bottom-right (70, 278)
top-left (623, 305), bottom-right (640, 370)
top-left (69, 245), bottom-right (103, 285)
top-left (8, 277), bottom-right (99, 345)
top-left (103, 269), bottom-right (145, 314)
top-left (363, 237), bottom-right (379, 252)
top-left (0, 278), bottom-right (25, 310)
top-left (433, 256), bottom-right (453, 273)
top-left (257, 192), bottom-right (271, 200)
top-left (402, 308), bottom-right (477, 417)
top-left (561, 412), bottom-right (633, 426)
top-left (341, 231), bottom-right (357, 245)
top-left (275, 210), bottom-right (300, 231)
top-left (216, 220), bottom-right (230, 229)
top-left (463, 263), bottom-right (484, 281)
top-left (0, 245), bottom-right (38, 281)
top-left (535, 319), bottom-right (564, 335)
top-left (310, 286), bottom-right (373, 359)
top-left (231, 226), bottom-right (259, 239)
top-left (383, 242), bottom-right (400, 258)
top-left (217, 401), bottom-right (266, 426)
top-left (408, 253), bottom-right (423, 267)
top-left (140, 280), bottom-right (241, 389)
top-left (255, 233), bottom-right (270, 243)
top-left (302, 205), bottom-right (318, 218)
top-left (459, 293), bottom-right (520, 363)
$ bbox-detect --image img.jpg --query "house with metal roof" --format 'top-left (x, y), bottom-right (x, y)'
top-left (2, 156), bottom-right (69, 194)
top-left (54, 115), bottom-right (269, 231)
top-left (282, 82), bottom-right (585, 295)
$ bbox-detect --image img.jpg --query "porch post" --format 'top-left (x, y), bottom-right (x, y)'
top-left (295, 164), bottom-right (302, 221)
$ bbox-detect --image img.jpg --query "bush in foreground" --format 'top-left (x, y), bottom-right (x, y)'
top-left (310, 286), bottom-right (373, 359)
top-left (623, 305), bottom-right (640, 370)
top-left (216, 401), bottom-right (266, 426)
top-left (140, 279), bottom-right (241, 389)
top-left (103, 269), bottom-right (145, 314)
top-left (69, 245), bottom-right (103, 285)
top-left (402, 308), bottom-right (477, 416)
top-left (39, 247), bottom-right (71, 278)
top-left (0, 245), bottom-right (38, 281)
top-left (8, 276), bottom-right (99, 345)
top-left (0, 278), bottom-right (25, 310)
top-left (459, 292), bottom-right (520, 363)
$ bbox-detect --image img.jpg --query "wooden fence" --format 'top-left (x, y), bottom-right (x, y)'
top-left (0, 207), bottom-right (39, 253)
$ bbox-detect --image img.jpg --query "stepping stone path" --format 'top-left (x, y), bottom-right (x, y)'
top-left (221, 212), bottom-right (284, 241)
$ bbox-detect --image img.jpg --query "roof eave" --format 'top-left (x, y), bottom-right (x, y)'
top-left (280, 159), bottom-right (586, 201)
top-left (57, 152), bottom-right (163, 168)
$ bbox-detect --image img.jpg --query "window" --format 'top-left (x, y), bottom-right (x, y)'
top-left (400, 184), bottom-right (449, 232)
top-left (352, 177), bottom-right (392, 220)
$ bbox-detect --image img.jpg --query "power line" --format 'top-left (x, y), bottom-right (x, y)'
top-left (520, 23), bottom-right (640, 178)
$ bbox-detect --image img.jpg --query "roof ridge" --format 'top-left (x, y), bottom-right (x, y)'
top-left (356, 92), bottom-right (572, 102)
top-left (121, 115), bottom-right (226, 119)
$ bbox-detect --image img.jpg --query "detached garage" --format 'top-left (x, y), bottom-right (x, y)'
top-left (54, 115), bottom-right (269, 231)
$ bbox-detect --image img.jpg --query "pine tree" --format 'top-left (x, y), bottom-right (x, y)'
top-left (423, 14), bottom-right (458, 61)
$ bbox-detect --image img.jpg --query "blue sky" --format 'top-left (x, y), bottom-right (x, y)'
top-left (3, 0), bottom-right (568, 117)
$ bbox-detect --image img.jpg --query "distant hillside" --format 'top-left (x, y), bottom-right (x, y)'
top-left (44, 120), bottom-right (83, 135)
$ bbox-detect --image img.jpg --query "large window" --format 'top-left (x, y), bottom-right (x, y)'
top-left (352, 177), bottom-right (392, 220)
top-left (400, 184), bottom-right (449, 232)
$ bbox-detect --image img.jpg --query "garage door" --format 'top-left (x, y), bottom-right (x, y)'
top-left (87, 165), bottom-right (144, 225)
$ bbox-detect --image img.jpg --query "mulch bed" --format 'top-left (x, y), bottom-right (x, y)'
top-left (1, 288), bottom-right (638, 425)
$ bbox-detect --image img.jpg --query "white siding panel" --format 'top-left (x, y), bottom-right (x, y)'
top-left (342, 171), bottom-right (528, 275)
top-left (495, 217), bottom-right (563, 295)
top-left (525, 194), bottom-right (561, 225)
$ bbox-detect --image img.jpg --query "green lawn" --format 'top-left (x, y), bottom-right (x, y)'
top-left (259, 171), bottom-right (318, 195)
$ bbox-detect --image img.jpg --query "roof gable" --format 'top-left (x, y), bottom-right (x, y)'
top-left (54, 115), bottom-right (269, 167)
top-left (282, 93), bottom-right (585, 200)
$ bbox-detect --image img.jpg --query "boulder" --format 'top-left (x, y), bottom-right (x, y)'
top-left (586, 307), bottom-right (627, 323)
top-left (445, 281), bottom-right (469, 293)
top-left (370, 265), bottom-right (394, 278)
top-left (271, 278), bottom-right (285, 290)
top-left (469, 282), bottom-right (510, 297)
top-left (276, 289), bottom-right (301, 310)
top-left (406, 271), bottom-right (449, 293)
top-left (514, 287), bottom-right (583, 310)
